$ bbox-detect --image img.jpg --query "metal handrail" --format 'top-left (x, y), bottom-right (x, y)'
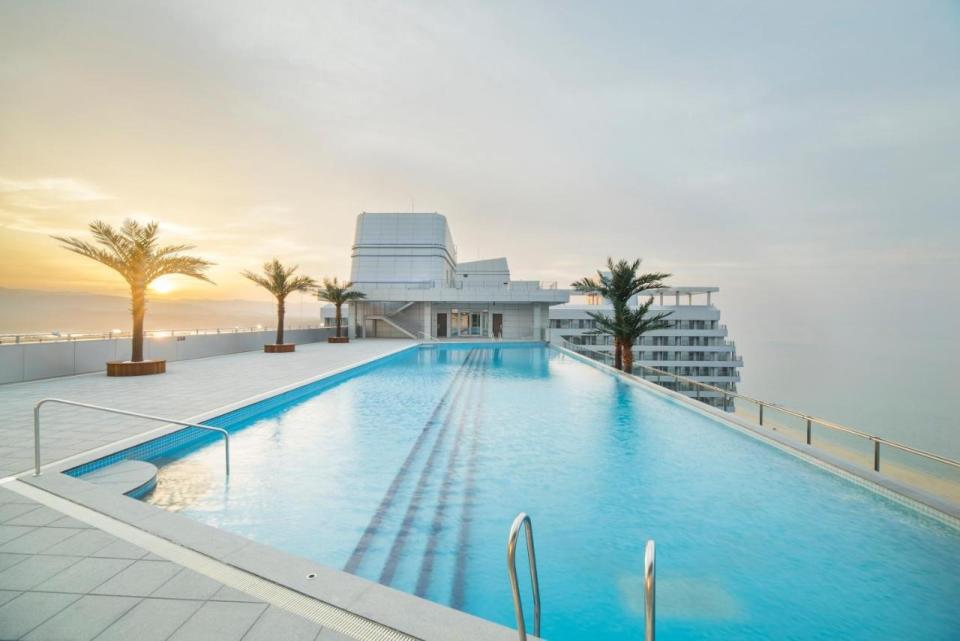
top-left (507, 512), bottom-right (541, 641)
top-left (34, 398), bottom-right (230, 477)
top-left (557, 339), bottom-right (960, 474)
top-left (644, 540), bottom-right (656, 641)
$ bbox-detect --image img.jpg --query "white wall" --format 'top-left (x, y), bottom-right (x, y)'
top-left (0, 328), bottom-right (334, 384)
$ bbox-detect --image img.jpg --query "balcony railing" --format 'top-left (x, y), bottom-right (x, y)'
top-left (556, 338), bottom-right (960, 507)
top-left (0, 325), bottom-right (324, 345)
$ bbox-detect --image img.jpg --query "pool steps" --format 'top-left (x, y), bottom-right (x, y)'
top-left (83, 459), bottom-right (158, 498)
top-left (345, 348), bottom-right (491, 609)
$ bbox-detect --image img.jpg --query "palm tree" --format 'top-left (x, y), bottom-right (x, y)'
top-left (572, 258), bottom-right (670, 369)
top-left (242, 259), bottom-right (316, 346)
top-left (587, 299), bottom-right (672, 374)
top-left (316, 277), bottom-right (365, 338)
top-left (52, 219), bottom-right (214, 362)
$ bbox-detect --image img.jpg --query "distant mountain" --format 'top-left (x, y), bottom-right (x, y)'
top-left (0, 288), bottom-right (323, 334)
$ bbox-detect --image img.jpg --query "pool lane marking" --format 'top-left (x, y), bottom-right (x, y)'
top-left (378, 351), bottom-right (485, 586)
top-left (449, 351), bottom-right (488, 610)
top-left (413, 350), bottom-right (485, 597)
top-left (344, 348), bottom-right (479, 574)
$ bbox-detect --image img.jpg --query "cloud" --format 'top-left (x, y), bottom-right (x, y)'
top-left (0, 176), bottom-right (119, 236)
top-left (0, 177), bottom-right (113, 206)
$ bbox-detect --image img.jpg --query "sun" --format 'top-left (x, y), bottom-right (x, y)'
top-left (149, 275), bottom-right (177, 294)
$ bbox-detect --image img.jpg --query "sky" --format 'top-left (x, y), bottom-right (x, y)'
top-left (1, 1), bottom-right (958, 450)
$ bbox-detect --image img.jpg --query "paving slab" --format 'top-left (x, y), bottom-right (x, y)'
top-left (23, 594), bottom-right (141, 641)
top-left (91, 559), bottom-right (182, 597)
top-left (33, 557), bottom-right (134, 593)
top-left (0, 524), bottom-right (34, 544)
top-left (0, 591), bottom-right (82, 639)
top-left (0, 553), bottom-right (82, 590)
top-left (42, 528), bottom-right (118, 556)
top-left (0, 526), bottom-right (83, 554)
top-left (152, 568), bottom-right (224, 600)
top-left (93, 597), bottom-right (205, 641)
top-left (0, 588), bottom-right (21, 607)
top-left (240, 605), bottom-right (323, 641)
top-left (167, 600), bottom-right (268, 641)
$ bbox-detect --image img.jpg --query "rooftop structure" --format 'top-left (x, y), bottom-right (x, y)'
top-left (347, 212), bottom-right (568, 340)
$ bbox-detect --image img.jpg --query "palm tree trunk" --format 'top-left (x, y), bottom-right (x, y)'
top-left (276, 298), bottom-right (285, 345)
top-left (335, 303), bottom-right (342, 338)
top-left (614, 339), bottom-right (623, 370)
top-left (622, 340), bottom-right (634, 374)
top-left (131, 283), bottom-right (145, 362)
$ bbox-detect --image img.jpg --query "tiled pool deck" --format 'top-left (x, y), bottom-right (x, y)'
top-left (0, 340), bottom-right (417, 641)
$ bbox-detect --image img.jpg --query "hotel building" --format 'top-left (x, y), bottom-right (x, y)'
top-left (548, 288), bottom-right (744, 410)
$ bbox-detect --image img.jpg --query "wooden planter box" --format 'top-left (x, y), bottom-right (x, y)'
top-left (106, 360), bottom-right (166, 377)
top-left (327, 336), bottom-right (349, 343)
top-left (264, 343), bottom-right (296, 353)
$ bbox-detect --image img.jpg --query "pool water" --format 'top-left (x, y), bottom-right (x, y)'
top-left (142, 344), bottom-right (960, 640)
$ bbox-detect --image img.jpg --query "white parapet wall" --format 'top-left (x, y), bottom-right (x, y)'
top-left (0, 328), bottom-right (335, 384)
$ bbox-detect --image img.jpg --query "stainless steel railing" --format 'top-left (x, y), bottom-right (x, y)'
top-left (644, 540), bottom-right (656, 641)
top-left (507, 512), bottom-right (541, 641)
top-left (556, 338), bottom-right (960, 477)
top-left (33, 398), bottom-right (230, 477)
top-left (2, 325), bottom-right (324, 345)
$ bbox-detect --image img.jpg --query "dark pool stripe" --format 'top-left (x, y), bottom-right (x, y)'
top-left (378, 351), bottom-right (484, 586)
top-left (413, 350), bottom-right (484, 597)
top-left (449, 352), bottom-right (488, 609)
top-left (344, 348), bottom-right (479, 574)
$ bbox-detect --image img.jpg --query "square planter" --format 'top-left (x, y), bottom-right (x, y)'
top-left (264, 343), bottom-right (296, 353)
top-left (106, 360), bottom-right (166, 376)
top-left (327, 336), bottom-right (349, 343)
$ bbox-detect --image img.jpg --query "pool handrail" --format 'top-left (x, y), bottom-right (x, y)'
top-left (507, 512), bottom-right (541, 641)
top-left (644, 540), bottom-right (656, 641)
top-left (33, 398), bottom-right (230, 477)
top-left (556, 339), bottom-right (960, 475)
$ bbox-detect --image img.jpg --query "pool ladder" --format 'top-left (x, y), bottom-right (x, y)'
top-left (506, 513), bottom-right (656, 641)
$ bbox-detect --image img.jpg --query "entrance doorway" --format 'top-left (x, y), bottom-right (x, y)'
top-left (436, 313), bottom-right (447, 338)
top-left (449, 310), bottom-right (483, 337)
top-left (492, 313), bottom-right (503, 339)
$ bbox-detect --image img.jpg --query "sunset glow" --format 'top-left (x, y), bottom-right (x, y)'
top-left (149, 275), bottom-right (177, 295)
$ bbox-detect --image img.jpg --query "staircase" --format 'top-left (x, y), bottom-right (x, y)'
top-left (344, 348), bottom-right (488, 607)
top-left (367, 301), bottom-right (422, 338)
top-left (367, 315), bottom-right (418, 339)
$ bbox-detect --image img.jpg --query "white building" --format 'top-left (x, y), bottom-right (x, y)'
top-left (549, 287), bottom-right (743, 410)
top-left (347, 212), bottom-right (569, 340)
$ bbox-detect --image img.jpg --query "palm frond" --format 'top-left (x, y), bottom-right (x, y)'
top-left (51, 234), bottom-right (128, 278)
top-left (148, 255), bottom-right (215, 283)
top-left (317, 277), bottom-right (366, 304)
top-left (244, 259), bottom-right (315, 299)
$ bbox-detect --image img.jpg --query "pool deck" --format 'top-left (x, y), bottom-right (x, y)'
top-left (0, 340), bottom-right (415, 480)
top-left (0, 340), bottom-right (425, 641)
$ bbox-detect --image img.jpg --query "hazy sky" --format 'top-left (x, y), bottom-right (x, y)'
top-left (1, 1), bottom-right (958, 445)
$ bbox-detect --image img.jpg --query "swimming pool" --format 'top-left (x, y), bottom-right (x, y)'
top-left (126, 343), bottom-right (956, 639)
